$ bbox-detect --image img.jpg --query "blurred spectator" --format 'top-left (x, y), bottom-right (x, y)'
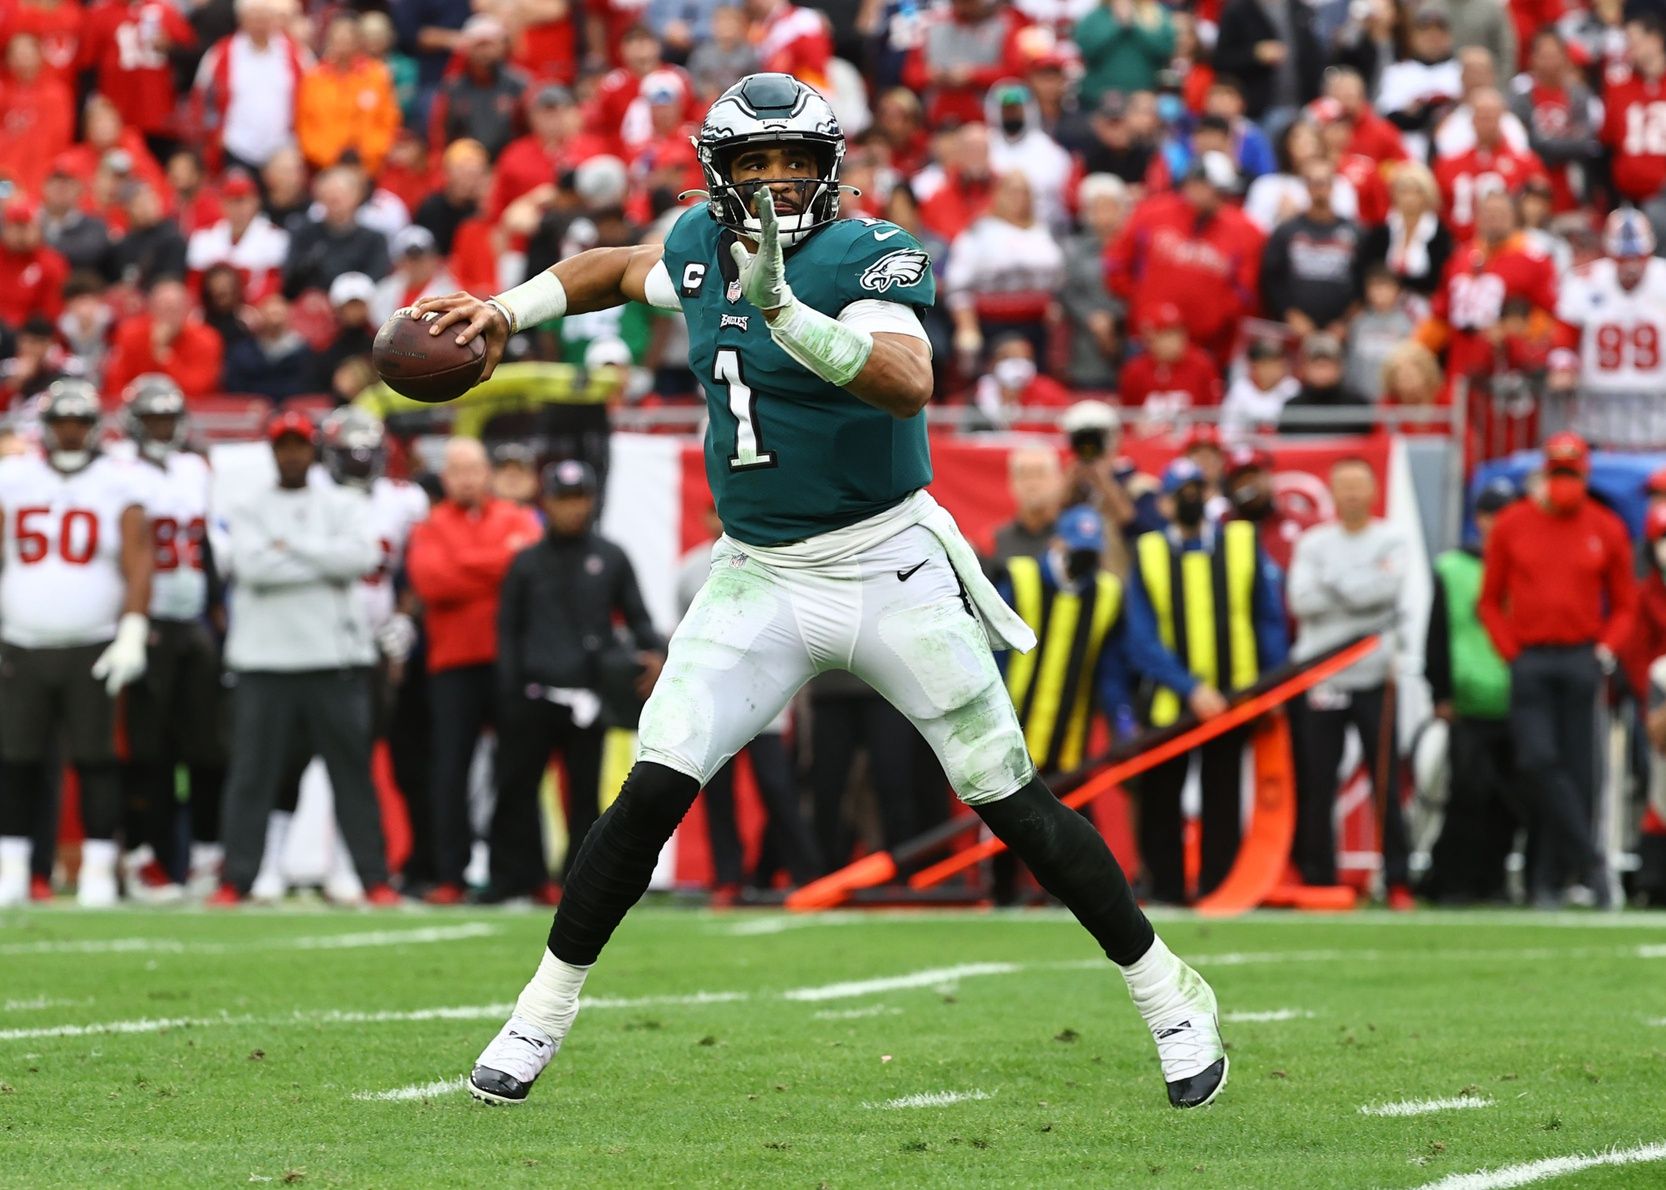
top-left (1080, 90), bottom-right (1158, 186)
top-left (3, 1), bottom-right (82, 89)
top-left (0, 201), bottom-right (69, 332)
top-left (108, 183), bottom-right (188, 289)
top-left (1025, 48), bottom-right (1087, 151)
top-left (283, 166), bottom-right (392, 297)
top-left (105, 278), bottom-right (224, 398)
top-left (487, 86), bottom-right (601, 220)
top-left (1222, 446), bottom-right (1304, 574)
top-left (986, 80), bottom-right (1073, 230)
top-left (1479, 433), bottom-right (1633, 907)
top-left (1511, 29), bottom-right (1599, 213)
top-left (916, 123), bottom-right (997, 241)
top-left (1107, 151), bottom-right (1264, 365)
top-left (413, 139), bottom-right (488, 257)
top-left (192, 0), bottom-right (308, 175)
top-left (213, 411), bottom-right (393, 906)
top-left (1378, 340), bottom-right (1447, 427)
top-left (1418, 189), bottom-right (1557, 385)
top-left (394, 0), bottom-right (472, 96)
top-left (360, 12), bottom-right (418, 124)
top-left (262, 146), bottom-right (312, 231)
top-left (313, 273), bottom-right (376, 393)
top-left (61, 93), bottom-right (168, 198)
top-left (0, 33), bottom-right (74, 196)
top-left (627, 74), bottom-right (706, 208)
top-left (57, 272), bottom-right (114, 380)
top-left (1287, 457), bottom-right (1410, 903)
top-left (1434, 88), bottom-right (1546, 242)
top-left (1060, 173), bottom-right (1126, 390)
top-left (1356, 161), bottom-right (1452, 300)
top-left (429, 15), bottom-right (528, 159)
top-left (1222, 337), bottom-right (1299, 437)
top-left (1559, 0), bottom-right (1628, 82)
top-left (1434, 47), bottom-right (1529, 160)
top-left (1600, 15), bottom-right (1666, 204)
top-left (1201, 78), bottom-right (1278, 182)
top-left (1345, 266), bottom-right (1417, 401)
top-left (990, 444), bottom-right (1064, 566)
top-left (1322, 67), bottom-right (1407, 166)
top-left (1126, 459), bottom-right (1288, 902)
top-left (40, 160), bottom-right (114, 277)
top-left (870, 87), bottom-right (930, 176)
top-left (1279, 333), bottom-right (1370, 434)
top-left (164, 151), bottom-right (224, 237)
top-left (494, 459), bottom-right (664, 897)
top-left (1375, 5), bottom-right (1461, 161)
top-left (1060, 399), bottom-right (1150, 539)
top-left (1422, 477), bottom-right (1522, 904)
top-left (903, 0), bottom-right (1029, 126)
top-left (686, 5), bottom-right (760, 100)
top-left (297, 13), bottom-right (400, 174)
top-left (1075, 0), bottom-right (1175, 104)
top-left (945, 170), bottom-right (1062, 370)
top-left (0, 315), bottom-right (71, 403)
top-left (490, 444), bottom-right (540, 507)
top-left (376, 131), bottom-right (439, 216)
top-left (1245, 119), bottom-right (1360, 232)
top-left (1445, 0), bottom-right (1516, 77)
top-left (198, 263), bottom-right (251, 350)
top-left (1214, 0), bottom-right (1322, 129)
top-left (222, 290), bottom-right (312, 400)
top-left (185, 169), bottom-right (289, 294)
top-left (1260, 160), bottom-right (1360, 341)
top-left (750, 0), bottom-right (833, 85)
top-left (80, 0), bottom-right (196, 156)
top-left (1117, 303), bottom-right (1222, 425)
top-left (371, 226), bottom-right (456, 326)
top-left (405, 437), bottom-right (541, 903)
top-left (964, 334), bottom-right (1072, 429)
top-left (587, 27), bottom-right (700, 159)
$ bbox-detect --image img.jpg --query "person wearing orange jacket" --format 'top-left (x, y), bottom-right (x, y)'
top-left (405, 437), bottom-right (541, 904)
top-left (296, 14), bottom-right (400, 174)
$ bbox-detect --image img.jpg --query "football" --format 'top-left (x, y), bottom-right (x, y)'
top-left (372, 307), bottom-right (487, 403)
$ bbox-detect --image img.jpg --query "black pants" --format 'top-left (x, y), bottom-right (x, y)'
top-left (1291, 685), bottom-right (1408, 888)
top-left (492, 695), bottom-right (604, 893)
top-left (1423, 716), bottom-right (1522, 902)
top-left (1510, 645), bottom-right (1603, 892)
top-left (220, 669), bottom-right (387, 893)
top-left (387, 647), bottom-right (435, 885)
top-left (809, 692), bottom-right (921, 874)
top-left (428, 664), bottom-right (498, 887)
top-left (1138, 726), bottom-right (1249, 903)
top-left (704, 732), bottom-right (820, 887)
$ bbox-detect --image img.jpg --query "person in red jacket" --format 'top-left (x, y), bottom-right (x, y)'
top-left (1, 0), bottom-right (85, 88)
top-left (1117, 304), bottom-right (1223, 428)
top-left (902, 0), bottom-right (1030, 127)
top-left (1323, 68), bottom-right (1408, 166)
top-left (1601, 13), bottom-right (1666, 203)
top-left (1433, 88), bottom-right (1548, 241)
top-left (1105, 151), bottom-right (1265, 366)
top-left (1479, 432), bottom-right (1634, 908)
top-left (486, 85), bottom-right (606, 220)
top-left (1417, 189), bottom-right (1559, 385)
top-left (102, 278), bottom-right (224, 400)
top-left (584, 26), bottom-right (700, 160)
top-left (405, 437), bottom-right (541, 904)
top-left (0, 33), bottom-right (75, 196)
top-left (0, 201), bottom-right (70, 331)
top-left (749, 0), bottom-right (832, 89)
top-left (79, 0), bottom-right (195, 148)
top-left (1621, 502), bottom-right (1666, 703)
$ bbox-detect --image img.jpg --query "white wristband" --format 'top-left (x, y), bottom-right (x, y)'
top-left (494, 271), bottom-right (569, 333)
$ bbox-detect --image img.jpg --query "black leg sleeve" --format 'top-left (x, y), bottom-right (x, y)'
top-left (77, 765), bottom-right (123, 841)
top-left (0, 762), bottom-right (45, 838)
top-left (974, 777), bottom-right (1154, 966)
top-left (546, 760), bottom-right (700, 966)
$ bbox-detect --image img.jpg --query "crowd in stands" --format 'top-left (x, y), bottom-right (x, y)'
top-left (4, 0), bottom-right (1666, 910)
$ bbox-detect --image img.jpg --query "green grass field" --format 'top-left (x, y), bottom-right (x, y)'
top-left (1, 904), bottom-right (1664, 1189)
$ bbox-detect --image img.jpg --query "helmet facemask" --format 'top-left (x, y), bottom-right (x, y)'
top-left (321, 409), bottom-right (387, 490)
top-left (123, 377), bottom-right (189, 462)
top-left (704, 140), bottom-right (844, 247)
top-left (40, 379), bottom-right (103, 474)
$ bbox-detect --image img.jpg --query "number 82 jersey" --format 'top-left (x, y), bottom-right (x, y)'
top-left (659, 206), bottom-right (937, 547)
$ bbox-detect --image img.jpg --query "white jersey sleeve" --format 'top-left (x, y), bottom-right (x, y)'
top-left (1571, 259), bottom-right (1666, 396)
top-left (0, 454), bottom-right (152, 648)
top-left (147, 451), bottom-right (213, 622)
top-left (357, 477), bottom-right (432, 632)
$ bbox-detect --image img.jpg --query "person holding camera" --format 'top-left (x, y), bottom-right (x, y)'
top-left (491, 460), bottom-right (664, 901)
top-left (1060, 400), bottom-right (1163, 547)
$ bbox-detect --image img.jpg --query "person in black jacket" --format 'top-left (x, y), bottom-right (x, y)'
top-left (108, 184), bottom-right (188, 289)
top-left (1355, 161), bottom-right (1454, 300)
top-left (1279, 333), bottom-right (1371, 435)
top-left (282, 167), bottom-right (391, 298)
top-left (1261, 160), bottom-right (1360, 341)
top-left (492, 460), bottom-right (665, 900)
top-left (1213, 0), bottom-right (1323, 128)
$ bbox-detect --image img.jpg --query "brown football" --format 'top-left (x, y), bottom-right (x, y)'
top-left (372, 307), bottom-right (487, 403)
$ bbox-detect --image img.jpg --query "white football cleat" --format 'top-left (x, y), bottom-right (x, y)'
top-left (469, 1016), bottom-right (558, 1105)
top-left (1143, 959), bottom-right (1228, 1108)
top-left (77, 840), bottom-right (120, 909)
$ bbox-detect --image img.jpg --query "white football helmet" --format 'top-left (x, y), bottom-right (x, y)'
top-left (40, 378), bottom-right (103, 474)
top-left (121, 373), bottom-right (188, 462)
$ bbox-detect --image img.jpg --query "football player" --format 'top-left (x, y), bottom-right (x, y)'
top-left (1556, 208), bottom-right (1666, 401)
top-left (118, 375), bottom-right (226, 902)
top-left (0, 380), bottom-right (154, 908)
top-left (417, 74), bottom-right (1230, 1111)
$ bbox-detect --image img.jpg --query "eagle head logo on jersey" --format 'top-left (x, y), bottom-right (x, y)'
top-left (859, 249), bottom-right (930, 294)
top-left (693, 74), bottom-right (846, 248)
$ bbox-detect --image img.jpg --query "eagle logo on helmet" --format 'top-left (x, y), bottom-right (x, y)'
top-left (858, 249), bottom-right (929, 294)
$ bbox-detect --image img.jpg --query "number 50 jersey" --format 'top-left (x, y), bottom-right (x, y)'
top-left (0, 453), bottom-right (156, 648)
top-left (660, 206), bottom-right (937, 547)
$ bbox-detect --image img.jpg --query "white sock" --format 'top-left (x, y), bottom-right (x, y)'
top-left (81, 838), bottom-right (119, 876)
top-left (512, 949), bottom-right (592, 1042)
top-left (190, 842), bottom-right (223, 874)
top-left (0, 836), bottom-right (29, 900)
top-left (1119, 935), bottom-right (1183, 1014)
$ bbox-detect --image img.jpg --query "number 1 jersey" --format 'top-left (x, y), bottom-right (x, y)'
top-left (0, 453), bottom-right (156, 648)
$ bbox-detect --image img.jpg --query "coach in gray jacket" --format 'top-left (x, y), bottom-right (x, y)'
top-left (214, 410), bottom-right (390, 903)
top-left (1286, 456), bottom-right (1411, 904)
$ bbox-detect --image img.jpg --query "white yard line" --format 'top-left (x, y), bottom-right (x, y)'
top-left (1359, 1096), bottom-right (1494, 1118)
top-left (1, 996), bottom-right (89, 1012)
top-left (351, 1076), bottom-right (469, 1102)
top-left (813, 1005), bottom-right (903, 1020)
top-left (692, 906), bottom-right (1666, 931)
top-left (580, 991), bottom-right (751, 1009)
top-left (1409, 1141), bottom-right (1666, 1190)
top-left (783, 963), bottom-right (1020, 1002)
top-left (864, 1090), bottom-right (993, 1109)
top-left (0, 922), bottom-right (499, 957)
top-left (1222, 1009), bottom-right (1313, 1023)
top-left (0, 1014), bottom-right (256, 1041)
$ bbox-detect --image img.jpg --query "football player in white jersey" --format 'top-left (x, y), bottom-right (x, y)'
top-left (117, 375), bottom-right (229, 902)
top-left (0, 380), bottom-right (155, 908)
top-left (1557, 210), bottom-right (1666, 442)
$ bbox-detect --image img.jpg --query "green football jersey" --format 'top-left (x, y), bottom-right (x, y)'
top-left (658, 205), bottom-right (937, 547)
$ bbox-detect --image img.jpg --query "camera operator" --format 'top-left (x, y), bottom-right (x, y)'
top-left (1060, 400), bottom-right (1163, 548)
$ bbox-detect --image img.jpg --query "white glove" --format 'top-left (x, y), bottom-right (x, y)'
top-left (376, 612), bottom-right (418, 664)
top-left (91, 613), bottom-right (149, 697)
top-left (728, 187), bottom-right (793, 312)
